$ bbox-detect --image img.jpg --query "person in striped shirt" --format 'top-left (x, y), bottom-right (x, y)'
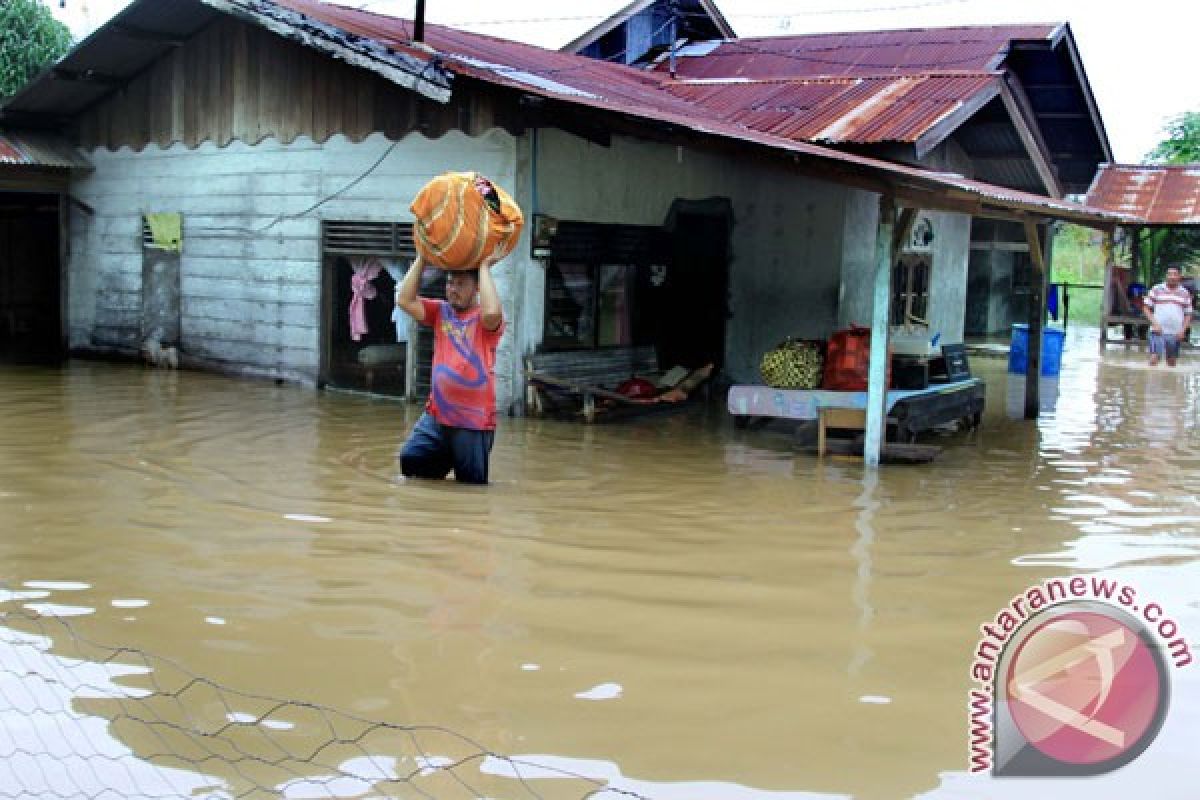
top-left (1142, 266), bottom-right (1194, 367)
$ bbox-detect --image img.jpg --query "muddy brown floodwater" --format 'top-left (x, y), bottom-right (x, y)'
top-left (1, 328), bottom-right (1198, 799)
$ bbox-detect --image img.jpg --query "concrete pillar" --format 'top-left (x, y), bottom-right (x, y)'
top-left (865, 197), bottom-right (896, 468)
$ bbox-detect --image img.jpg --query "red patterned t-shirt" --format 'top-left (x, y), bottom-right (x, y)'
top-left (420, 298), bottom-right (504, 430)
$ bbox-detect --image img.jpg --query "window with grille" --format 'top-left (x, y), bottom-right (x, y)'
top-left (891, 254), bottom-right (931, 327)
top-left (543, 221), bottom-right (660, 351)
top-left (321, 221), bottom-right (414, 258)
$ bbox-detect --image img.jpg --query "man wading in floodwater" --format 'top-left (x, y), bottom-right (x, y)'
top-left (1143, 265), bottom-right (1194, 368)
top-left (394, 251), bottom-right (505, 484)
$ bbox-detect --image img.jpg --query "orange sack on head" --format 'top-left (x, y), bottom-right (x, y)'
top-left (410, 172), bottom-right (524, 270)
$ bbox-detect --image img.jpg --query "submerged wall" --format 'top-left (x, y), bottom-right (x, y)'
top-left (527, 128), bottom-right (849, 385)
top-left (67, 129), bottom-right (521, 405)
top-left (69, 120), bottom-right (986, 411)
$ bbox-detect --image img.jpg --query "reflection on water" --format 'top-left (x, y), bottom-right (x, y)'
top-left (0, 327), bottom-right (1198, 799)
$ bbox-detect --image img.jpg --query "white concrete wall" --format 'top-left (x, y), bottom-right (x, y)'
top-left (68, 129), bottom-right (521, 406)
top-left (526, 128), bottom-right (848, 384)
top-left (836, 189), bottom-right (880, 330)
top-left (837, 141), bottom-right (973, 345)
top-left (925, 208), bottom-right (972, 343)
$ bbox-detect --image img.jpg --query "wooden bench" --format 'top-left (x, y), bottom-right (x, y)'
top-left (525, 346), bottom-right (660, 423)
top-left (1100, 314), bottom-right (1149, 347)
top-left (817, 407), bottom-right (866, 457)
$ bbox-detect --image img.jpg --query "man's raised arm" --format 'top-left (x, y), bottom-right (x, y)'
top-left (396, 253), bottom-right (427, 324)
top-left (478, 250), bottom-right (504, 333)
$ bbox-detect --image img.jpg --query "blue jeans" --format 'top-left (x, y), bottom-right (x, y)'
top-left (400, 412), bottom-right (494, 484)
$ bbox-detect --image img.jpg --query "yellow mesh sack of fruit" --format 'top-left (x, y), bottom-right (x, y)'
top-left (760, 339), bottom-right (823, 390)
top-left (410, 172), bottom-right (524, 270)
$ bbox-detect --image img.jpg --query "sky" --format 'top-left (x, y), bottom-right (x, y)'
top-left (45, 0), bottom-right (1200, 163)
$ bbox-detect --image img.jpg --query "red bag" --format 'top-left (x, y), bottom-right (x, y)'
top-left (822, 326), bottom-right (890, 391)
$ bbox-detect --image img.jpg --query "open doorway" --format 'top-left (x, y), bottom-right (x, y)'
top-left (0, 192), bottom-right (62, 362)
top-left (660, 199), bottom-right (732, 372)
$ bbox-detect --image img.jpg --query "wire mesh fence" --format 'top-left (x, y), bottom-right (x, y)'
top-left (0, 602), bottom-right (650, 800)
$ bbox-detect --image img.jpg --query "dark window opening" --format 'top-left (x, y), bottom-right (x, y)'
top-left (1012, 252), bottom-right (1033, 294)
top-left (544, 262), bottom-right (642, 350)
top-left (321, 221), bottom-right (417, 396)
top-left (891, 254), bottom-right (931, 326)
top-left (542, 222), bottom-right (660, 352)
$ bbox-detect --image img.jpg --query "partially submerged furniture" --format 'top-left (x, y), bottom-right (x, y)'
top-left (526, 346), bottom-right (711, 422)
top-left (728, 378), bottom-right (985, 443)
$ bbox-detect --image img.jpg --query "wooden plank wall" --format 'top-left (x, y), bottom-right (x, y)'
top-left (76, 15), bottom-right (509, 151)
top-left (68, 130), bottom-right (518, 387)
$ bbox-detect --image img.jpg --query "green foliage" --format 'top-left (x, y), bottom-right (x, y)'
top-left (0, 0), bottom-right (73, 98)
top-left (1051, 224), bottom-right (1107, 325)
top-left (1136, 228), bottom-right (1200, 283)
top-left (1147, 111), bottom-right (1200, 164)
top-left (1138, 110), bottom-right (1200, 278)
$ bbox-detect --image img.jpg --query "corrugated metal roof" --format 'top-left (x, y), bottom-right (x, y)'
top-left (1085, 165), bottom-right (1200, 226)
top-left (268, 2), bottom-right (1122, 226)
top-left (1, 0), bottom-right (1124, 227)
top-left (276, 0), bottom-right (689, 107)
top-left (655, 21), bottom-right (1109, 195)
top-left (663, 25), bottom-right (1060, 80)
top-left (3, 0), bottom-right (217, 117)
top-left (0, 131), bottom-right (90, 169)
top-left (274, 1), bottom-right (1002, 147)
top-left (663, 73), bottom-right (999, 145)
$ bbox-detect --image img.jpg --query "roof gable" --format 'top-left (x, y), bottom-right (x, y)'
top-left (662, 24), bottom-right (1061, 79)
top-left (656, 21), bottom-right (1108, 194)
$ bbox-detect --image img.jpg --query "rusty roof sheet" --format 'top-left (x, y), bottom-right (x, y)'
top-left (2, 0), bottom-right (1123, 227)
top-left (261, 1), bottom-right (1123, 227)
top-left (274, 1), bottom-right (1001, 147)
top-left (662, 24), bottom-right (1061, 80)
top-left (271, 0), bottom-right (695, 111)
top-left (663, 73), bottom-right (999, 145)
top-left (1085, 165), bottom-right (1200, 226)
top-left (0, 131), bottom-right (90, 169)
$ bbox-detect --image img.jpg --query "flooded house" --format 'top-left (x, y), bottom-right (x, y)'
top-left (651, 25), bottom-right (1114, 339)
top-left (0, 0), bottom-right (1125, 462)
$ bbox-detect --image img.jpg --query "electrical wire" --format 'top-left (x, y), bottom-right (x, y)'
top-left (350, 0), bottom-right (981, 26)
top-left (685, 0), bottom-right (979, 18)
top-left (184, 137), bottom-right (402, 239)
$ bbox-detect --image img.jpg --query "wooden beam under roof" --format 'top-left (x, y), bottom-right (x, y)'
top-left (111, 22), bottom-right (188, 46)
top-left (52, 68), bottom-right (125, 86)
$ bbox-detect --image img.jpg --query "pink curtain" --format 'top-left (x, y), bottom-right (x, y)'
top-left (349, 258), bottom-right (382, 341)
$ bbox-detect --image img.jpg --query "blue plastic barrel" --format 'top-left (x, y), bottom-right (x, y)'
top-left (1008, 324), bottom-right (1065, 376)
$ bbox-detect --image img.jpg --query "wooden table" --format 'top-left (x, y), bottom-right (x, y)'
top-left (727, 378), bottom-right (986, 442)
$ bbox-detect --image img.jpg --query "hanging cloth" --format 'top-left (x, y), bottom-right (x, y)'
top-left (349, 257), bottom-right (382, 341)
top-left (382, 259), bottom-right (411, 342)
top-left (144, 212), bottom-right (182, 252)
top-left (1047, 283), bottom-right (1060, 322)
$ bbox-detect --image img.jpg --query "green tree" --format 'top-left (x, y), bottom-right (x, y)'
top-left (1134, 111), bottom-right (1200, 280)
top-left (0, 0), bottom-right (73, 98)
top-left (1147, 111), bottom-right (1200, 164)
